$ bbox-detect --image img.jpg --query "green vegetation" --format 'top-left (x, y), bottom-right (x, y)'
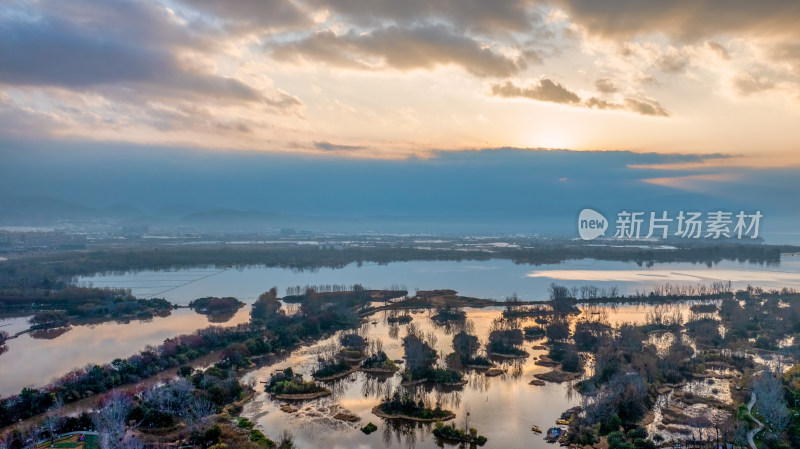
top-left (449, 329), bottom-right (492, 368)
top-left (0, 283), bottom-right (366, 427)
top-left (387, 314), bottom-right (413, 323)
top-left (248, 429), bottom-right (275, 447)
top-left (433, 422), bottom-right (487, 446)
top-left (487, 318), bottom-right (527, 357)
top-left (523, 325), bottom-right (546, 339)
top-left (25, 295), bottom-right (173, 329)
top-left (1, 242), bottom-right (784, 313)
top-left (360, 422), bottom-right (377, 434)
top-left (312, 357), bottom-right (351, 379)
top-left (431, 305), bottom-right (466, 323)
top-left (605, 428), bottom-right (656, 449)
top-left (190, 296), bottom-right (245, 314)
top-left (264, 368), bottom-right (328, 396)
top-left (401, 323), bottom-right (463, 384)
top-left (361, 346), bottom-right (398, 372)
top-left (547, 342), bottom-right (583, 373)
top-left (238, 417), bottom-right (256, 429)
top-left (376, 391), bottom-right (453, 420)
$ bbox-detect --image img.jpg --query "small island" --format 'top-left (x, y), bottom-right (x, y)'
top-left (387, 314), bottom-right (413, 324)
top-left (361, 422), bottom-right (378, 434)
top-left (361, 339), bottom-right (399, 374)
top-left (264, 367), bottom-right (331, 400)
top-left (433, 421), bottom-right (488, 446)
top-left (431, 305), bottom-right (466, 323)
top-left (401, 324), bottom-right (464, 385)
top-left (373, 391), bottom-right (455, 422)
top-left (487, 318), bottom-right (529, 358)
top-left (447, 329), bottom-right (494, 369)
top-left (189, 296), bottom-right (245, 314)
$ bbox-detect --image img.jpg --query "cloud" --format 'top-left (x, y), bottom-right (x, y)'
top-left (733, 73), bottom-right (776, 96)
top-left (594, 77), bottom-right (618, 93)
top-left (0, 93), bottom-right (64, 137)
top-left (491, 79), bottom-right (580, 103)
top-left (493, 80), bottom-right (669, 116)
top-left (0, 0), bottom-right (308, 116)
top-left (641, 173), bottom-right (739, 193)
top-left (657, 48), bottom-right (689, 73)
top-left (271, 24), bottom-right (525, 77)
top-left (175, 0), bottom-right (309, 34)
top-left (706, 41), bottom-right (730, 60)
top-left (550, 0), bottom-right (800, 42)
top-left (302, 0), bottom-right (541, 35)
top-left (622, 98), bottom-right (669, 117)
top-left (0, 1), bottom-right (269, 103)
top-left (314, 141), bottom-right (367, 152)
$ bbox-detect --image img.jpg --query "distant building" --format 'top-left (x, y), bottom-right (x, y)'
top-left (0, 231), bottom-right (86, 250)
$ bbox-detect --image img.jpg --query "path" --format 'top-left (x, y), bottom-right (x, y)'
top-left (746, 392), bottom-right (764, 449)
top-left (35, 431), bottom-right (100, 448)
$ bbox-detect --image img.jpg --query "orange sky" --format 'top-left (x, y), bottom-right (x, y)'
top-left (1, 0), bottom-right (799, 165)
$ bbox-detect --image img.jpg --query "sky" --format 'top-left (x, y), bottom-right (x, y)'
top-left (1, 1), bottom-right (799, 236)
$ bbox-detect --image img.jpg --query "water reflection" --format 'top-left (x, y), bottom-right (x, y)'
top-left (0, 307), bottom-right (250, 395)
top-left (29, 326), bottom-right (71, 340)
top-left (78, 255), bottom-right (800, 304)
top-left (361, 373), bottom-right (394, 399)
top-left (242, 308), bottom-right (585, 449)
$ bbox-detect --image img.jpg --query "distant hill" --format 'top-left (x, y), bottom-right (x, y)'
top-left (0, 195), bottom-right (97, 224)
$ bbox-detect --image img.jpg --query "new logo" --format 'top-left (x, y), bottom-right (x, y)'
top-left (578, 209), bottom-right (608, 240)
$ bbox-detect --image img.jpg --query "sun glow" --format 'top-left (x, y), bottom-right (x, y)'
top-left (526, 126), bottom-right (581, 150)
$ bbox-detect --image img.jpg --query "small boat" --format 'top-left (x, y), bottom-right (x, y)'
top-left (555, 419), bottom-right (569, 425)
top-left (531, 425), bottom-right (542, 433)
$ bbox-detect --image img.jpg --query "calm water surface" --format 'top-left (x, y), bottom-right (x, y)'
top-left (77, 255), bottom-right (800, 305)
top-left (3, 255), bottom-right (799, 398)
top-left (241, 308), bottom-right (583, 449)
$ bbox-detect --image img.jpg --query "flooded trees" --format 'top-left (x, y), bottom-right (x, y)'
top-left (402, 323), bottom-right (438, 375)
top-left (401, 323), bottom-right (463, 384)
top-left (488, 318), bottom-right (526, 357)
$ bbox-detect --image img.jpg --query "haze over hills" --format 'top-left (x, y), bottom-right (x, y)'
top-left (2, 142), bottom-right (798, 239)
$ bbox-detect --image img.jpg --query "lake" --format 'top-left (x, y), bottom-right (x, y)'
top-left (2, 255), bottom-right (800, 397)
top-left (76, 254), bottom-right (800, 305)
top-left (241, 307), bottom-right (584, 449)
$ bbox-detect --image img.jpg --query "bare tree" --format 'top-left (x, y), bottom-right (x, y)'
top-left (753, 369), bottom-right (790, 439)
top-left (93, 391), bottom-right (132, 449)
top-left (120, 436), bottom-right (144, 449)
top-left (42, 414), bottom-right (60, 446)
top-left (183, 396), bottom-right (216, 430)
top-left (25, 425), bottom-right (41, 449)
top-left (461, 404), bottom-right (471, 434)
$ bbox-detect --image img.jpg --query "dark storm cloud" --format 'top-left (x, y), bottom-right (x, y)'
top-left (272, 24), bottom-right (526, 77)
